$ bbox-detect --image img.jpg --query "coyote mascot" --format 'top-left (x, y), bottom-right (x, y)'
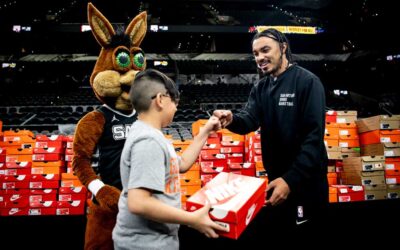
top-left (73, 3), bottom-right (147, 249)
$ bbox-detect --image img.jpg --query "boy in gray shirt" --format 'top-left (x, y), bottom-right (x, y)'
top-left (113, 69), bottom-right (227, 250)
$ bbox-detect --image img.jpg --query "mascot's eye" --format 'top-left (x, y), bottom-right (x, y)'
top-left (133, 52), bottom-right (145, 68)
top-left (116, 51), bottom-right (131, 68)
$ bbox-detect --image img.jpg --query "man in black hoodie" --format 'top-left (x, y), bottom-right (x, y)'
top-left (214, 28), bottom-right (328, 238)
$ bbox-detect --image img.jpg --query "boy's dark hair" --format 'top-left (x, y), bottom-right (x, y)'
top-left (129, 69), bottom-right (180, 113)
top-left (252, 28), bottom-right (294, 63)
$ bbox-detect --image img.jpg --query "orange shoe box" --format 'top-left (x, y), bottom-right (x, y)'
top-left (3, 135), bottom-right (35, 143)
top-left (180, 179), bottom-right (201, 197)
top-left (31, 166), bottom-right (65, 175)
top-left (32, 161), bottom-right (64, 168)
top-left (359, 129), bottom-right (400, 145)
top-left (186, 172), bottom-right (266, 239)
top-left (6, 147), bottom-right (33, 155)
top-left (3, 130), bottom-right (34, 137)
top-left (180, 178), bottom-right (201, 187)
top-left (61, 179), bottom-right (83, 188)
top-left (0, 141), bottom-right (23, 148)
top-left (192, 119), bottom-right (208, 136)
top-left (385, 158), bottom-right (400, 175)
top-left (180, 185), bottom-right (202, 197)
top-left (6, 154), bottom-right (32, 163)
top-left (338, 134), bottom-right (360, 148)
top-left (327, 172), bottom-right (338, 185)
top-left (179, 170), bottom-right (200, 180)
top-left (329, 187), bottom-right (338, 203)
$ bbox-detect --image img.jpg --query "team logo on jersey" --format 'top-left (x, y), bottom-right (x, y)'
top-left (111, 115), bottom-right (119, 122)
top-left (112, 124), bottom-right (131, 140)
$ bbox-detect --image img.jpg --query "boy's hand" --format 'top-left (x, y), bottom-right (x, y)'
top-left (202, 115), bottom-right (222, 135)
top-left (190, 201), bottom-right (228, 238)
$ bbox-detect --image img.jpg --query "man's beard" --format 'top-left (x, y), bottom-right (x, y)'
top-left (260, 56), bottom-right (283, 77)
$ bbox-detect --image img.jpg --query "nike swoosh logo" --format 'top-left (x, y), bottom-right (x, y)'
top-left (246, 203), bottom-right (257, 225)
top-left (296, 219), bottom-right (309, 225)
top-left (9, 208), bottom-right (19, 215)
top-left (10, 195), bottom-right (20, 201)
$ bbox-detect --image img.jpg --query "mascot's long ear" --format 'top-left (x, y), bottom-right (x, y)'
top-left (125, 11), bottom-right (147, 47)
top-left (87, 2), bottom-right (115, 47)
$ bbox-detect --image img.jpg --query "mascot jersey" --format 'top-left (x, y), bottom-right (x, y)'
top-left (96, 105), bottom-right (137, 190)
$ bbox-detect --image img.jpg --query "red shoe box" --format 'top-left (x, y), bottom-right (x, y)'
top-left (29, 189), bottom-right (57, 203)
top-left (32, 153), bottom-right (64, 162)
top-left (228, 163), bottom-right (256, 177)
top-left (56, 200), bottom-right (85, 215)
top-left (31, 174), bottom-right (60, 181)
top-left (29, 180), bottom-right (59, 189)
top-left (186, 172), bottom-right (266, 239)
top-left (1, 207), bottom-right (30, 216)
top-left (5, 161), bottom-right (32, 169)
top-left (59, 186), bottom-right (87, 195)
top-left (2, 168), bottom-right (31, 176)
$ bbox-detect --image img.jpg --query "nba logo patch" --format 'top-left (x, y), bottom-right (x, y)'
top-left (297, 206), bottom-right (304, 218)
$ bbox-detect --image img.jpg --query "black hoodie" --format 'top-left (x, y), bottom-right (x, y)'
top-left (227, 64), bottom-right (328, 206)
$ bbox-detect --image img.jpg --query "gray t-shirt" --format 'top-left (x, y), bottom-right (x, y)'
top-left (113, 120), bottom-right (181, 250)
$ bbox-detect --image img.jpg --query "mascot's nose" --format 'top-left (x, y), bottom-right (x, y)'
top-left (119, 70), bottom-right (136, 87)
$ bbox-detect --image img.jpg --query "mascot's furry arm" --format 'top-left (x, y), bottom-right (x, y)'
top-left (73, 111), bottom-right (120, 212)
